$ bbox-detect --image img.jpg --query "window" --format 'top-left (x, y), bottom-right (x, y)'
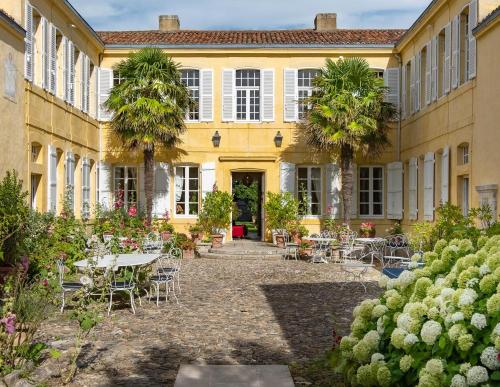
top-left (31, 174), bottom-right (40, 209)
top-left (113, 71), bottom-right (125, 86)
top-left (459, 143), bottom-right (469, 165)
top-left (359, 166), bottom-right (384, 217)
top-left (114, 166), bottom-right (137, 208)
top-left (372, 69), bottom-right (384, 79)
top-left (175, 166), bottom-right (199, 216)
top-left (460, 7), bottom-right (470, 85)
top-left (297, 167), bottom-right (321, 216)
top-left (297, 69), bottom-right (319, 119)
top-left (180, 69), bottom-right (200, 120)
top-left (31, 143), bottom-right (41, 163)
top-left (420, 46), bottom-right (428, 106)
top-left (236, 69), bottom-right (260, 121)
top-left (438, 28), bottom-right (446, 98)
top-left (462, 176), bottom-right (470, 216)
top-left (65, 153), bottom-right (76, 211)
top-left (404, 61), bottom-right (411, 115)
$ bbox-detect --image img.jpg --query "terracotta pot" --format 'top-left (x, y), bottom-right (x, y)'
top-left (300, 248), bottom-right (312, 257)
top-left (211, 234), bottom-right (224, 249)
top-left (369, 230), bottom-right (376, 237)
top-left (291, 232), bottom-right (301, 244)
top-left (161, 231), bottom-right (172, 241)
top-left (275, 234), bottom-right (286, 248)
top-left (183, 249), bottom-right (195, 259)
top-left (190, 232), bottom-right (200, 243)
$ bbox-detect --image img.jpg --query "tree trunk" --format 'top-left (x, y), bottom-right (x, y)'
top-left (340, 145), bottom-right (354, 226)
top-left (144, 146), bottom-right (155, 224)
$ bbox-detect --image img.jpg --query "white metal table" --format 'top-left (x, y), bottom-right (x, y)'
top-left (355, 237), bottom-right (387, 265)
top-left (308, 237), bottom-right (338, 263)
top-left (74, 253), bottom-right (160, 269)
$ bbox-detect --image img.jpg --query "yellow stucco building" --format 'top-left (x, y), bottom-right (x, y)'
top-left (1, 0), bottom-right (499, 240)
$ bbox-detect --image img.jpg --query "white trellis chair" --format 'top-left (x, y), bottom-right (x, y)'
top-left (107, 264), bottom-right (137, 315)
top-left (57, 260), bottom-right (85, 312)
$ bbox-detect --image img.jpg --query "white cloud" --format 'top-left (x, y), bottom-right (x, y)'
top-left (69, 0), bottom-right (428, 31)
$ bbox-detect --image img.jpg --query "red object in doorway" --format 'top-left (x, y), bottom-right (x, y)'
top-left (232, 225), bottom-right (245, 239)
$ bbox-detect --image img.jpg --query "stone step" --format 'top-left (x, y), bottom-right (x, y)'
top-left (199, 252), bottom-right (282, 260)
top-left (208, 248), bottom-right (282, 255)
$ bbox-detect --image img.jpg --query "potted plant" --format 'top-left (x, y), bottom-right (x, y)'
top-left (359, 222), bottom-right (376, 238)
top-left (174, 233), bottom-right (197, 258)
top-left (264, 192), bottom-right (300, 248)
top-left (156, 221), bottom-right (174, 241)
top-left (287, 223), bottom-right (309, 244)
top-left (299, 240), bottom-right (312, 257)
top-left (188, 224), bottom-right (203, 242)
top-left (198, 189), bottom-right (233, 249)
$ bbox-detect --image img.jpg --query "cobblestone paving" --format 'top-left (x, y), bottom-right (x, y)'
top-left (38, 258), bottom-right (382, 386)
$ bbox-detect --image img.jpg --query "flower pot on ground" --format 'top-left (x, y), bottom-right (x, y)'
top-left (264, 192), bottom-right (301, 245)
top-left (161, 231), bottom-right (172, 241)
top-left (198, 189), bottom-right (233, 248)
top-left (211, 234), bottom-right (224, 249)
top-left (188, 224), bottom-right (203, 243)
top-left (275, 234), bottom-right (286, 248)
top-left (180, 238), bottom-right (197, 258)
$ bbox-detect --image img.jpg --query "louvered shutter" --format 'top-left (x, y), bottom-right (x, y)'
top-left (98, 162), bottom-right (112, 209)
top-left (65, 152), bottom-right (75, 211)
top-left (468, 0), bottom-right (477, 79)
top-left (409, 158), bottom-right (418, 220)
top-left (199, 69), bottom-right (213, 121)
top-left (49, 24), bottom-right (57, 94)
top-left (387, 162), bottom-right (403, 220)
top-left (261, 69), bottom-right (274, 121)
top-left (81, 55), bottom-right (86, 112)
top-left (351, 163), bottom-right (358, 218)
top-left (201, 162), bottom-right (216, 200)
top-left (425, 42), bottom-right (432, 105)
top-left (24, 2), bottom-right (34, 81)
top-left (41, 17), bottom-right (49, 90)
top-left (85, 56), bottom-right (90, 113)
top-left (326, 163), bottom-right (341, 219)
top-left (279, 162), bottom-right (296, 195)
top-left (409, 57), bottom-right (415, 114)
top-left (81, 158), bottom-right (90, 217)
top-left (401, 65), bottom-right (407, 118)
top-left (441, 146), bottom-right (450, 204)
top-left (222, 69), bottom-right (235, 121)
top-left (98, 68), bottom-right (113, 121)
top-left (383, 68), bottom-right (400, 111)
top-left (444, 23), bottom-right (452, 94)
top-left (153, 162), bottom-right (170, 217)
top-left (138, 165), bottom-right (145, 212)
top-left (424, 152), bottom-right (435, 221)
top-left (284, 68), bottom-right (298, 122)
top-left (47, 146), bottom-right (57, 212)
top-left (69, 42), bottom-right (75, 105)
top-left (415, 51), bottom-right (421, 112)
top-left (431, 36), bottom-right (438, 102)
top-left (62, 37), bottom-right (69, 101)
top-left (452, 15), bottom-right (460, 89)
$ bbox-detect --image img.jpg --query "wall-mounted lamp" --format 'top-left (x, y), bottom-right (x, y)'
top-left (212, 131), bottom-right (221, 147)
top-left (274, 131), bottom-right (283, 148)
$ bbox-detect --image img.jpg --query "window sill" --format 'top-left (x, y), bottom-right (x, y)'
top-left (173, 214), bottom-right (198, 219)
top-left (358, 215), bottom-right (385, 220)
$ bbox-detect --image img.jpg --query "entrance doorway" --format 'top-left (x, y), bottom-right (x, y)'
top-left (231, 172), bottom-right (264, 240)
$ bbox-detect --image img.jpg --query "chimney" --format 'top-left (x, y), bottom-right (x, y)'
top-left (159, 15), bottom-right (180, 31)
top-left (314, 13), bottom-right (337, 31)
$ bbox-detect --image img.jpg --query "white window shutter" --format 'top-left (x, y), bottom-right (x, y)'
top-left (409, 157), bottom-right (418, 220)
top-left (69, 42), bottom-right (75, 105)
top-left (138, 165), bottom-right (145, 212)
top-left (222, 69), bottom-right (235, 121)
top-left (415, 51), bottom-right (421, 112)
top-left (431, 36), bottom-right (438, 102)
top-left (81, 158), bottom-right (90, 216)
top-left (351, 163), bottom-right (358, 218)
top-left (201, 162), bottom-right (216, 200)
top-left (409, 57), bottom-right (415, 114)
top-left (326, 163), bottom-right (341, 219)
top-left (62, 37), bottom-right (69, 101)
top-left (425, 41), bottom-right (432, 105)
top-left (441, 146), bottom-right (450, 204)
top-left (200, 69), bottom-right (213, 122)
top-left (284, 68), bottom-right (298, 122)
top-left (98, 162), bottom-right (112, 209)
top-left (24, 2), bottom-right (34, 81)
top-left (85, 55), bottom-right (90, 113)
top-left (452, 15), bottom-right (460, 89)
top-left (41, 17), bottom-right (49, 90)
top-left (468, 0), bottom-right (477, 79)
top-left (387, 162), bottom-right (403, 220)
top-left (98, 68), bottom-right (113, 121)
top-left (153, 162), bottom-right (170, 217)
top-left (279, 162), bottom-right (296, 195)
top-left (261, 68), bottom-right (275, 122)
top-left (444, 23), bottom-right (452, 94)
top-left (383, 68), bottom-right (400, 110)
top-left (47, 145), bottom-right (57, 212)
top-left (49, 24), bottom-right (57, 94)
top-left (424, 152), bottom-right (435, 221)
top-left (401, 65), bottom-right (407, 118)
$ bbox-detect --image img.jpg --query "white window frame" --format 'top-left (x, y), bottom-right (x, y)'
top-left (462, 176), bottom-right (470, 216)
top-left (174, 165), bottom-right (200, 218)
top-left (180, 69), bottom-right (200, 122)
top-left (358, 165), bottom-right (384, 218)
top-left (297, 166), bottom-right (322, 217)
top-left (113, 166), bottom-right (138, 209)
top-left (297, 69), bottom-right (320, 120)
top-left (235, 69), bottom-right (260, 122)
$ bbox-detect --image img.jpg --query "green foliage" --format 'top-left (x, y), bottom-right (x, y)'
top-left (198, 190), bottom-right (234, 235)
top-left (264, 192), bottom-right (300, 231)
top-left (233, 181), bottom-right (259, 216)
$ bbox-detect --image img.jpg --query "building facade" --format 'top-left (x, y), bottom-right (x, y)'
top-left (1, 0), bottom-right (499, 239)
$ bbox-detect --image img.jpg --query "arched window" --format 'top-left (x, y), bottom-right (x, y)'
top-left (458, 143), bottom-right (469, 165)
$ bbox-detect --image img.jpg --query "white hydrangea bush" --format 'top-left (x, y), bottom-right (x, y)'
top-left (332, 236), bottom-right (500, 386)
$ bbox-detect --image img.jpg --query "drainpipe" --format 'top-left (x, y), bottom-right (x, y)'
top-left (396, 53), bottom-right (402, 161)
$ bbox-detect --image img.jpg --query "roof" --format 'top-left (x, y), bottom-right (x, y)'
top-left (63, 0), bottom-right (103, 47)
top-left (0, 9), bottom-right (25, 35)
top-left (474, 5), bottom-right (500, 35)
top-left (395, 0), bottom-right (440, 48)
top-left (97, 29), bottom-right (406, 48)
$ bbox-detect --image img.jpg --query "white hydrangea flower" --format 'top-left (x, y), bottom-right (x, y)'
top-left (386, 278), bottom-right (398, 290)
top-left (80, 275), bottom-right (94, 287)
top-left (493, 323), bottom-right (500, 336)
top-left (441, 287), bottom-right (455, 299)
top-left (377, 316), bottom-right (386, 335)
top-left (421, 320), bottom-right (442, 345)
top-left (408, 261), bottom-right (419, 269)
top-left (379, 275), bottom-right (389, 289)
top-left (458, 288), bottom-right (478, 306)
top-left (480, 347), bottom-right (500, 370)
top-left (451, 312), bottom-right (465, 323)
top-left (398, 270), bottom-right (416, 289)
top-left (404, 333), bottom-right (419, 346)
top-left (397, 313), bottom-right (414, 331)
top-left (450, 374), bottom-right (467, 387)
top-left (479, 264), bottom-right (491, 277)
top-left (435, 277), bottom-right (446, 286)
top-left (371, 353), bottom-right (384, 363)
top-left (471, 313), bottom-right (487, 330)
top-left (466, 366), bottom-right (489, 385)
top-left (460, 363), bottom-right (472, 375)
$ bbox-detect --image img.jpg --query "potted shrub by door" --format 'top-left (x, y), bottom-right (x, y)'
top-left (188, 224), bottom-right (203, 243)
top-left (198, 189), bottom-right (233, 249)
top-left (264, 192), bottom-right (300, 248)
top-left (159, 222), bottom-right (174, 241)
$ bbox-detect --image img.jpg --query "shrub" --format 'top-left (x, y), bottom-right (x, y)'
top-left (198, 189), bottom-right (233, 235)
top-left (264, 192), bottom-right (300, 232)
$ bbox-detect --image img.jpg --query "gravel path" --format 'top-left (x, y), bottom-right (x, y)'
top-left (38, 258), bottom-right (381, 386)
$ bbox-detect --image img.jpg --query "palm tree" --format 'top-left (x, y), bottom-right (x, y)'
top-left (301, 57), bottom-right (396, 224)
top-left (105, 48), bottom-right (191, 222)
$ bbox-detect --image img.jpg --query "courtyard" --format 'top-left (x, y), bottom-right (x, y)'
top-left (37, 258), bottom-right (380, 386)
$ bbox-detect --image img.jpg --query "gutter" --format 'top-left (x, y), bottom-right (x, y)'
top-left (395, 0), bottom-right (441, 48)
top-left (103, 43), bottom-right (396, 50)
top-left (0, 11), bottom-right (25, 36)
top-left (396, 53), bottom-right (402, 161)
top-left (63, 0), bottom-right (104, 47)
top-left (473, 6), bottom-right (500, 36)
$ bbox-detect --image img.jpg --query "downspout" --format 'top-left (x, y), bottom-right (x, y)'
top-left (396, 53), bottom-right (402, 161)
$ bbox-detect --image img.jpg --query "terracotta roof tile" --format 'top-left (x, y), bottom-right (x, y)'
top-left (97, 29), bottom-right (406, 47)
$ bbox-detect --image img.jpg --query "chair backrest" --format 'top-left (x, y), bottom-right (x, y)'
top-left (110, 264), bottom-right (136, 286)
top-left (386, 234), bottom-right (410, 256)
top-left (339, 230), bottom-right (356, 248)
top-left (56, 259), bottom-right (65, 284)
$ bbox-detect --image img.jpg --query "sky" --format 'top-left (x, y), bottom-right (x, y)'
top-left (70, 0), bottom-right (429, 31)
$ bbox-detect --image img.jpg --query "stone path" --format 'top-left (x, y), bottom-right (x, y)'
top-left (37, 258), bottom-right (381, 386)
